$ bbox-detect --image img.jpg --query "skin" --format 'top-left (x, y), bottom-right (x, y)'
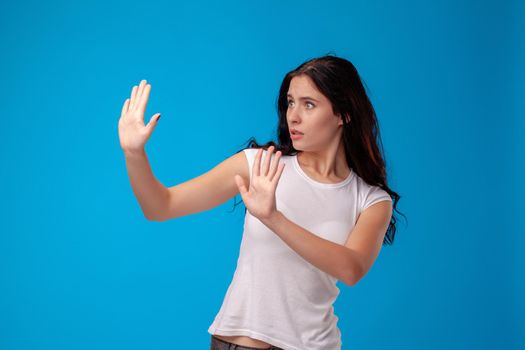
top-left (118, 80), bottom-right (160, 156)
top-left (227, 75), bottom-right (392, 349)
top-left (120, 78), bottom-right (392, 349)
top-left (234, 74), bottom-right (392, 287)
top-left (286, 74), bottom-right (351, 184)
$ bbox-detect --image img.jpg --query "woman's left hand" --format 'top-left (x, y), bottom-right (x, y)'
top-left (234, 146), bottom-right (285, 221)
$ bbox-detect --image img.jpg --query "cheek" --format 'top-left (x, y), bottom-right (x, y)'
top-left (310, 116), bottom-right (337, 136)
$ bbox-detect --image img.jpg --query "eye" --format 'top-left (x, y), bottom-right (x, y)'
top-left (287, 100), bottom-right (315, 109)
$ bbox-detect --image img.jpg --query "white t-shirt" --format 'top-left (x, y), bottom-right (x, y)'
top-left (208, 148), bottom-right (392, 350)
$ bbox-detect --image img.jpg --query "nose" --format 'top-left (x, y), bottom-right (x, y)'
top-left (287, 107), bottom-right (300, 125)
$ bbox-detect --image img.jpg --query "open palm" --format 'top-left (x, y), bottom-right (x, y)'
top-left (234, 146), bottom-right (285, 221)
top-left (118, 79), bottom-right (161, 154)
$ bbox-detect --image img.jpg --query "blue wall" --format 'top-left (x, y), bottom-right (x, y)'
top-left (1, 0), bottom-right (522, 349)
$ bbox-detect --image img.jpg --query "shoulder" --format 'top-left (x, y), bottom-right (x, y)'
top-left (242, 147), bottom-right (261, 157)
top-left (353, 174), bottom-right (392, 213)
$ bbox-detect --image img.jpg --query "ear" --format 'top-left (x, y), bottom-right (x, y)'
top-left (337, 112), bottom-right (351, 126)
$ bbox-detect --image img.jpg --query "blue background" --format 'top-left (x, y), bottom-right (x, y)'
top-left (1, 0), bottom-right (523, 349)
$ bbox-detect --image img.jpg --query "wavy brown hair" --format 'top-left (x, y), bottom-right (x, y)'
top-left (230, 53), bottom-right (405, 246)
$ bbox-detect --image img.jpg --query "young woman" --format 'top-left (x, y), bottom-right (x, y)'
top-left (118, 54), bottom-right (403, 350)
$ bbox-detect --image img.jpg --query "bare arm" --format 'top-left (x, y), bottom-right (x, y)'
top-left (118, 79), bottom-right (166, 220)
top-left (118, 79), bottom-right (250, 222)
top-left (123, 149), bottom-right (170, 221)
top-left (163, 149), bottom-right (249, 221)
top-left (259, 200), bottom-right (392, 286)
top-left (123, 147), bottom-right (250, 221)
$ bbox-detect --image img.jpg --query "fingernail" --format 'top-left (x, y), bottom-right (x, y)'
top-left (157, 114), bottom-right (161, 121)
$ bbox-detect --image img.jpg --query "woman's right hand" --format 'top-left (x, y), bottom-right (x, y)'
top-left (118, 79), bottom-right (161, 155)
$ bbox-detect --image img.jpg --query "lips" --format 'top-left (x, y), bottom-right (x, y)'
top-left (290, 128), bottom-right (304, 135)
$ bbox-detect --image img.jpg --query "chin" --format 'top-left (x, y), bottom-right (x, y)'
top-left (290, 141), bottom-right (303, 149)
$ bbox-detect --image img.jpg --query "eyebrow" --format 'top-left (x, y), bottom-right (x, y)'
top-left (286, 93), bottom-right (319, 102)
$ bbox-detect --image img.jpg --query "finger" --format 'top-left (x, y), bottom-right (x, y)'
top-left (261, 145), bottom-right (275, 177)
top-left (121, 98), bottom-right (130, 117)
top-left (268, 150), bottom-right (282, 180)
top-left (271, 162), bottom-right (285, 185)
top-left (145, 113), bottom-right (161, 138)
top-left (136, 79), bottom-right (147, 106)
top-left (138, 83), bottom-right (151, 112)
top-left (254, 148), bottom-right (263, 177)
top-left (234, 174), bottom-right (248, 196)
top-left (130, 85), bottom-right (138, 110)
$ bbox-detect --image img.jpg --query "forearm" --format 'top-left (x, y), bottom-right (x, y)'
top-left (123, 149), bottom-right (170, 221)
top-left (260, 211), bottom-right (362, 286)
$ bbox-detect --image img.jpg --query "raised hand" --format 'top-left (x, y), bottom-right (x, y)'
top-left (118, 79), bottom-right (161, 155)
top-left (234, 146), bottom-right (286, 221)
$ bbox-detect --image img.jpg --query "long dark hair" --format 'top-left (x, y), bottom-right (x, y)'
top-left (229, 53), bottom-right (405, 246)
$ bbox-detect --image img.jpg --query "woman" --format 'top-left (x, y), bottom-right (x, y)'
top-left (118, 54), bottom-right (404, 350)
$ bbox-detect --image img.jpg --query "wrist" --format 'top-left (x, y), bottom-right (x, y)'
top-left (123, 148), bottom-right (146, 158)
top-left (260, 210), bottom-right (284, 229)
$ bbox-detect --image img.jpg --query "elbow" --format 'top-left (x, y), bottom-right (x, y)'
top-left (343, 263), bottom-right (364, 287)
top-left (348, 273), bottom-right (363, 287)
top-left (144, 211), bottom-right (166, 222)
top-left (342, 275), bottom-right (357, 287)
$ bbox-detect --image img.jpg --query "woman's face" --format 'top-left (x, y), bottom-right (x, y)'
top-left (286, 75), bottom-right (344, 152)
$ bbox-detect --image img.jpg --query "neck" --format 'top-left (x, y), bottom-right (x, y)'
top-left (297, 143), bottom-right (350, 179)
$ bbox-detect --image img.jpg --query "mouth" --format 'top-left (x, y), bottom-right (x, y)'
top-left (290, 131), bottom-right (304, 140)
top-left (290, 129), bottom-right (304, 135)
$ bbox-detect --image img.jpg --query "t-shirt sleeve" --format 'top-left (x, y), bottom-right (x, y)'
top-left (361, 185), bottom-right (392, 212)
top-left (242, 148), bottom-right (260, 181)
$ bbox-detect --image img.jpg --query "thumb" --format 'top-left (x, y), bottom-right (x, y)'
top-left (146, 113), bottom-right (161, 133)
top-left (234, 174), bottom-right (248, 196)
